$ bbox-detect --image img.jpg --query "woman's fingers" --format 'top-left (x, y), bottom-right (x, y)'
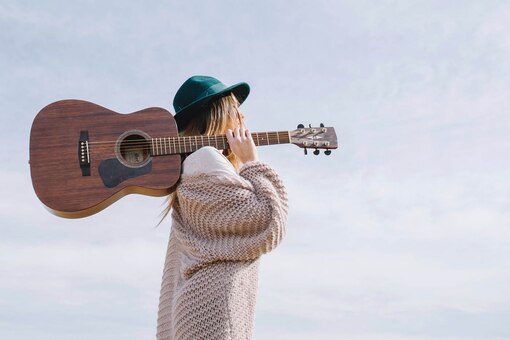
top-left (230, 127), bottom-right (249, 140)
top-left (225, 127), bottom-right (258, 164)
top-left (236, 127), bottom-right (244, 139)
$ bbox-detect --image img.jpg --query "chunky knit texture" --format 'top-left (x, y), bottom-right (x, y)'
top-left (157, 156), bottom-right (288, 340)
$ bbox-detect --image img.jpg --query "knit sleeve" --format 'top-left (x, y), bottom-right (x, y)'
top-left (173, 160), bottom-right (288, 266)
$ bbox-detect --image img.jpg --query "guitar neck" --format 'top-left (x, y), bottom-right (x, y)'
top-left (149, 131), bottom-right (291, 156)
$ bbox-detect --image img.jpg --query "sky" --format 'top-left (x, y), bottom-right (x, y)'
top-left (1, 0), bottom-right (510, 339)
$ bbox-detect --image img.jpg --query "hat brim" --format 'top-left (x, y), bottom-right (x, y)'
top-left (174, 82), bottom-right (250, 130)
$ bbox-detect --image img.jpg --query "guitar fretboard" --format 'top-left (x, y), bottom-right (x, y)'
top-left (150, 131), bottom-right (291, 156)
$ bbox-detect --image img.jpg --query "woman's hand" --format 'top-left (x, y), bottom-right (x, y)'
top-left (226, 127), bottom-right (258, 165)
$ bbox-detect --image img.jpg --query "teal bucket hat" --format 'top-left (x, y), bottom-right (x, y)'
top-left (173, 75), bottom-right (250, 130)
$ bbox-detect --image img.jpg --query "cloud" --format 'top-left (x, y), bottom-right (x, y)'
top-left (3, 0), bottom-right (510, 338)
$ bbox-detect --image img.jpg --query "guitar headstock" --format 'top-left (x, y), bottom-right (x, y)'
top-left (290, 123), bottom-right (338, 155)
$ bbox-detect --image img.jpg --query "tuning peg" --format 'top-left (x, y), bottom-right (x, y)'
top-left (309, 124), bottom-right (312, 128)
top-left (314, 149), bottom-right (320, 155)
top-left (304, 148), bottom-right (308, 155)
top-left (320, 123), bottom-right (324, 127)
top-left (325, 150), bottom-right (331, 156)
top-left (297, 124), bottom-right (304, 128)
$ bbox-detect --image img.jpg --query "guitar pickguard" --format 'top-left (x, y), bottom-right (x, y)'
top-left (98, 158), bottom-right (152, 188)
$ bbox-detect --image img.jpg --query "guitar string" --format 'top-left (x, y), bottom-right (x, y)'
top-left (84, 132), bottom-right (291, 146)
top-left (75, 131), bottom-right (326, 157)
top-left (87, 137), bottom-right (289, 149)
top-left (87, 141), bottom-right (290, 152)
top-left (81, 134), bottom-right (293, 155)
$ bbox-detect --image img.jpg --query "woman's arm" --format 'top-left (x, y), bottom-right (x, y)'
top-left (174, 157), bottom-right (288, 263)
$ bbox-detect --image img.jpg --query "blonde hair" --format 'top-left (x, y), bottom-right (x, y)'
top-left (158, 93), bottom-right (243, 224)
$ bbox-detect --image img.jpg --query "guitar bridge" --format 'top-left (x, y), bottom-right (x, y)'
top-left (78, 130), bottom-right (91, 176)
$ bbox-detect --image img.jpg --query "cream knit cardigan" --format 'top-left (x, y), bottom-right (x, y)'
top-left (157, 147), bottom-right (288, 340)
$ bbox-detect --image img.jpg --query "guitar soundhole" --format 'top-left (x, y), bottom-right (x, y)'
top-left (116, 131), bottom-right (151, 168)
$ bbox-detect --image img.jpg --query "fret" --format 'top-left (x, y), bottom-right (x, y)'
top-left (163, 138), bottom-right (168, 155)
top-left (265, 132), bottom-right (269, 145)
top-left (276, 132), bottom-right (280, 144)
top-left (257, 133), bottom-right (265, 145)
top-left (173, 137), bottom-right (176, 155)
top-left (201, 135), bottom-right (204, 149)
top-left (222, 136), bottom-right (226, 150)
top-left (194, 136), bottom-right (198, 152)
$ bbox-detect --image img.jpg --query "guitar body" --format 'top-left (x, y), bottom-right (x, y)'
top-left (29, 100), bottom-right (181, 218)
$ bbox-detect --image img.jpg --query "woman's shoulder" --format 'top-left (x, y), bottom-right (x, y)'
top-left (182, 146), bottom-right (237, 177)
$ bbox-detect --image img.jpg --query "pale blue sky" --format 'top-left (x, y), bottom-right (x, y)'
top-left (1, 1), bottom-right (510, 339)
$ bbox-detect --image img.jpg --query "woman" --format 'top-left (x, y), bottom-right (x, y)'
top-left (157, 76), bottom-right (288, 340)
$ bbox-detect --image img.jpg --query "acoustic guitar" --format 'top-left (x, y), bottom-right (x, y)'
top-left (29, 100), bottom-right (338, 218)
